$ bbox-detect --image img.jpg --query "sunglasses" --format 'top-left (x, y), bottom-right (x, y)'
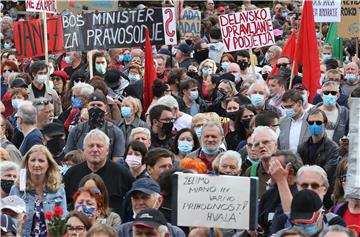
top-left (66, 225), bottom-right (86, 232)
top-left (277, 63), bottom-right (289, 68)
top-left (299, 182), bottom-right (322, 190)
top-left (33, 99), bottom-right (52, 106)
top-left (307, 121), bottom-right (323, 125)
top-left (323, 91), bottom-right (337, 96)
top-left (3, 69), bottom-right (13, 73)
top-left (74, 78), bottom-right (85, 83)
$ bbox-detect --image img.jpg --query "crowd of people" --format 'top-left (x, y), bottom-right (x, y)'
top-left (1, 0), bottom-right (360, 237)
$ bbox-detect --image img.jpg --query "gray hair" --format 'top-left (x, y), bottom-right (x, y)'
top-left (272, 150), bottom-right (304, 174)
top-left (156, 95), bottom-right (179, 110)
top-left (248, 80), bottom-right (270, 97)
top-left (0, 160), bottom-right (19, 174)
top-left (72, 83), bottom-right (94, 97)
top-left (252, 126), bottom-right (278, 142)
top-left (269, 45), bottom-right (282, 58)
top-left (201, 120), bottom-right (224, 137)
top-left (220, 151), bottom-right (242, 169)
top-left (296, 165), bottom-right (329, 188)
top-left (17, 101), bottom-right (37, 125)
top-left (83, 129), bottom-right (110, 148)
top-left (322, 80), bottom-right (340, 92)
top-left (32, 97), bottom-right (53, 113)
top-left (129, 127), bottom-right (151, 141)
top-left (319, 225), bottom-right (356, 237)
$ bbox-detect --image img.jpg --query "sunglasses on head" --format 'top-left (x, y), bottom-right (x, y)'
top-left (307, 121), bottom-right (323, 125)
top-left (323, 91), bottom-right (337, 96)
top-left (78, 187), bottom-right (101, 194)
top-left (33, 99), bottom-right (52, 106)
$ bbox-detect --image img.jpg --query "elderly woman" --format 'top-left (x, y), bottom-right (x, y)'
top-left (128, 127), bottom-right (152, 149)
top-left (10, 145), bottom-right (67, 236)
top-left (213, 151), bottom-right (242, 176)
top-left (117, 96), bottom-right (148, 144)
top-left (0, 160), bottom-right (19, 198)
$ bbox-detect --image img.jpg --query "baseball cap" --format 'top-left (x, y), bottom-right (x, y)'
top-left (129, 178), bottom-right (160, 195)
top-left (133, 208), bottom-right (167, 228)
top-left (42, 122), bottom-right (66, 138)
top-left (217, 6), bottom-right (225, 12)
top-left (11, 78), bottom-right (27, 89)
top-left (176, 43), bottom-right (192, 54)
top-left (219, 73), bottom-right (235, 82)
top-left (1, 195), bottom-right (26, 214)
top-left (50, 70), bottom-right (69, 81)
top-left (290, 189), bottom-right (323, 224)
top-left (104, 69), bottom-right (121, 89)
top-left (1, 214), bottom-right (17, 235)
top-left (88, 91), bottom-right (107, 104)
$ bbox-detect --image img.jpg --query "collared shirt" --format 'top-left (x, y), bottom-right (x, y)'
top-left (289, 113), bottom-right (305, 151)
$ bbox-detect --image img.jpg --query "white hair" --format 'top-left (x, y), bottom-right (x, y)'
top-left (0, 160), bottom-right (19, 174)
top-left (220, 151), bottom-right (242, 169)
top-left (72, 83), bottom-right (94, 97)
top-left (129, 127), bottom-right (151, 141)
top-left (83, 129), bottom-right (110, 148)
top-left (156, 95), bottom-right (179, 110)
top-left (252, 126), bottom-right (278, 142)
top-left (296, 165), bottom-right (329, 188)
top-left (248, 80), bottom-right (270, 97)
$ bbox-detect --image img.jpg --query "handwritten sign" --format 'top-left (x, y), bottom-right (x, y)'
top-left (219, 8), bottom-right (275, 52)
top-left (25, 0), bottom-right (57, 13)
top-left (179, 8), bottom-right (201, 38)
top-left (171, 173), bottom-right (258, 229)
top-left (338, 1), bottom-right (360, 38)
top-left (62, 8), bottom-right (177, 51)
top-left (313, 0), bottom-right (341, 22)
top-left (13, 16), bottom-right (64, 59)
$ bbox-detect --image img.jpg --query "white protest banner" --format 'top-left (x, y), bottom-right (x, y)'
top-left (179, 8), bottom-right (201, 38)
top-left (25, 0), bottom-right (57, 13)
top-left (219, 8), bottom-right (275, 52)
top-left (171, 173), bottom-right (258, 229)
top-left (313, 0), bottom-right (341, 22)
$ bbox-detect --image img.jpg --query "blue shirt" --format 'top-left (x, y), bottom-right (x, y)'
top-left (19, 128), bottom-right (43, 155)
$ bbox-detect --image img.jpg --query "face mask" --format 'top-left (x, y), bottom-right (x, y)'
top-left (241, 118), bottom-right (251, 129)
top-left (294, 223), bottom-right (318, 236)
top-left (0, 179), bottom-right (14, 194)
top-left (262, 73), bottom-right (269, 80)
top-left (238, 61), bottom-right (249, 70)
top-left (178, 140), bottom-right (193, 155)
top-left (125, 155), bottom-right (142, 168)
top-left (118, 55), bottom-right (124, 62)
top-left (232, 73), bottom-right (242, 83)
top-left (250, 94), bottom-right (265, 107)
top-left (64, 56), bottom-right (73, 64)
top-left (123, 54), bottom-right (132, 62)
top-left (322, 54), bottom-right (332, 62)
top-left (121, 106), bottom-right (132, 118)
top-left (279, 66), bottom-right (291, 75)
top-left (195, 127), bottom-right (202, 138)
top-left (265, 52), bottom-right (270, 61)
top-left (36, 74), bottom-right (47, 84)
top-left (46, 138), bottom-right (65, 156)
top-left (71, 96), bottom-right (83, 109)
top-left (345, 73), bottom-right (357, 82)
top-left (308, 123), bottom-right (323, 136)
top-left (48, 80), bottom-right (54, 90)
top-left (95, 64), bottom-right (106, 74)
top-left (4, 42), bottom-right (11, 49)
top-left (128, 73), bottom-right (140, 81)
top-left (221, 62), bottom-right (230, 71)
top-left (285, 108), bottom-right (297, 118)
top-left (226, 111), bottom-right (238, 121)
top-left (202, 68), bottom-right (212, 77)
top-left (275, 127), bottom-right (280, 137)
top-left (75, 204), bottom-right (96, 218)
top-left (185, 39), bottom-right (192, 46)
top-left (187, 71), bottom-right (198, 79)
top-left (202, 146), bottom-right (220, 156)
top-left (323, 94), bottom-right (336, 107)
top-left (189, 90), bottom-right (199, 101)
top-left (11, 99), bottom-right (24, 110)
top-left (2, 71), bottom-right (11, 81)
top-left (302, 94), bottom-right (308, 105)
top-left (193, 49), bottom-right (209, 63)
top-left (161, 121), bottom-right (174, 135)
top-left (88, 107), bottom-right (105, 129)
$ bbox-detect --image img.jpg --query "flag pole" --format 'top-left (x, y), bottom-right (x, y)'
top-left (289, 59), bottom-right (296, 89)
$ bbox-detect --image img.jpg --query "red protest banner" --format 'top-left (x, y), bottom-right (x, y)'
top-left (13, 16), bottom-right (64, 59)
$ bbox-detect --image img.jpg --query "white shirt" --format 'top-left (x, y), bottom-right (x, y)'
top-left (325, 108), bottom-right (339, 140)
top-left (289, 113), bottom-right (305, 151)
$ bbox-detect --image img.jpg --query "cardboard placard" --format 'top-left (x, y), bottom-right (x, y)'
top-left (171, 173), bottom-right (258, 230)
top-left (13, 16), bottom-right (64, 59)
top-left (338, 1), bottom-right (360, 38)
top-left (62, 7), bottom-right (177, 51)
top-left (25, 0), bottom-right (57, 13)
top-left (219, 8), bottom-right (275, 52)
top-left (56, 0), bottom-right (118, 14)
top-left (179, 8), bottom-right (201, 38)
top-left (312, 0), bottom-right (341, 22)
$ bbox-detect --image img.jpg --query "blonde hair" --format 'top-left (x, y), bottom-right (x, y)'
top-left (198, 59), bottom-right (217, 76)
top-left (16, 145), bottom-right (62, 193)
top-left (122, 96), bottom-right (142, 117)
top-left (0, 147), bottom-right (11, 161)
top-left (191, 113), bottom-right (221, 129)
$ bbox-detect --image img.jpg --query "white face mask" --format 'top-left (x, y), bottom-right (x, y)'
top-left (275, 127), bottom-right (280, 138)
top-left (36, 74), bottom-right (47, 84)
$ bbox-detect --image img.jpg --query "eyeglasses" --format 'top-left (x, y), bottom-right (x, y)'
top-left (246, 143), bottom-right (253, 148)
top-left (33, 99), bottom-right (52, 106)
top-left (299, 182), bottom-right (322, 190)
top-left (308, 121), bottom-right (323, 125)
top-left (253, 140), bottom-right (273, 148)
top-left (282, 103), bottom-right (295, 109)
top-left (158, 118), bottom-right (175, 123)
top-left (3, 69), bottom-right (13, 73)
top-left (277, 63), bottom-right (289, 68)
top-left (66, 225), bottom-right (86, 232)
top-left (323, 91), bottom-right (337, 96)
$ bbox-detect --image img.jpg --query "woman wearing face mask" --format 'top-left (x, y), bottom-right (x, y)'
top-left (0, 161), bottom-right (19, 198)
top-left (198, 59), bottom-right (217, 98)
top-left (220, 54), bottom-right (235, 73)
top-left (171, 128), bottom-right (200, 160)
top-left (65, 211), bottom-right (92, 237)
top-left (118, 49), bottom-right (132, 67)
top-left (1, 60), bottom-right (19, 113)
top-left (78, 174), bottom-right (122, 228)
top-left (123, 141), bottom-right (148, 179)
top-left (8, 87), bottom-right (28, 127)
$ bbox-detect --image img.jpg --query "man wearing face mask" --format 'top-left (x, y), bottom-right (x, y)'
top-left (42, 122), bottom-right (66, 164)
top-left (27, 61), bottom-right (62, 116)
top-left (279, 90), bottom-right (311, 151)
top-left (104, 69), bottom-right (129, 101)
top-left (235, 50), bottom-right (262, 81)
top-left (1, 195), bottom-right (27, 236)
top-left (193, 40), bottom-right (209, 64)
top-left (63, 51), bottom-right (84, 78)
top-left (175, 43), bottom-right (193, 69)
top-left (316, 81), bottom-right (349, 144)
top-left (92, 51), bottom-right (110, 78)
top-left (321, 45), bottom-right (333, 63)
top-left (342, 62), bottom-right (360, 97)
top-left (263, 45), bottom-right (282, 67)
top-left (64, 92), bottom-right (126, 161)
top-left (178, 79), bottom-right (207, 116)
top-left (0, 161), bottom-right (19, 198)
top-left (32, 97), bottom-right (54, 130)
top-left (149, 105), bottom-right (174, 150)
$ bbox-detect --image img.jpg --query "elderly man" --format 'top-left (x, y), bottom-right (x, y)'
top-left (248, 80), bottom-right (282, 116)
top-left (342, 62), bottom-right (360, 97)
top-left (129, 127), bottom-right (152, 149)
top-left (63, 129), bottom-right (134, 216)
top-left (215, 150), bottom-right (242, 176)
top-left (245, 126), bottom-right (278, 197)
top-left (188, 121), bottom-right (225, 171)
top-left (32, 97), bottom-right (54, 130)
top-left (316, 81), bottom-right (349, 144)
top-left (0, 161), bottom-right (19, 198)
top-left (265, 45), bottom-right (282, 67)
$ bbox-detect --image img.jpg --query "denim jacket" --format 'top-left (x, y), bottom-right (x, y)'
top-left (10, 185), bottom-right (68, 237)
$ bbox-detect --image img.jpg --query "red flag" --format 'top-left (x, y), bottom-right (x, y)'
top-left (294, 0), bottom-right (321, 101)
top-left (270, 30), bottom-right (298, 76)
top-left (143, 27), bottom-right (157, 112)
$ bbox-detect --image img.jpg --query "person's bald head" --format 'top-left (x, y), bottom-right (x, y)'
top-left (226, 63), bottom-right (240, 74)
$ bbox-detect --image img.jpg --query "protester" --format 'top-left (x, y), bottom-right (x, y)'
top-left (1, 195), bottom-right (27, 236)
top-left (65, 211), bottom-right (92, 237)
top-left (0, 161), bottom-right (19, 198)
top-left (124, 141), bottom-right (148, 179)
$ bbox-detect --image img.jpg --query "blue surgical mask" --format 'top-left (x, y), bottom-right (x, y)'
top-left (123, 54), bottom-right (132, 62)
top-left (64, 56), bottom-right (72, 64)
top-left (323, 94), bottom-right (336, 107)
top-left (128, 73), bottom-right (140, 81)
top-left (189, 91), bottom-right (199, 101)
top-left (302, 94), bottom-right (308, 105)
top-left (12, 99), bottom-right (24, 110)
top-left (202, 146), bottom-right (220, 156)
top-left (71, 96), bottom-right (82, 109)
top-left (178, 140), bottom-right (193, 155)
top-left (294, 223), bottom-right (318, 236)
top-left (195, 127), bottom-right (202, 138)
top-left (4, 42), bottom-right (11, 49)
top-left (202, 68), bottom-right (212, 77)
top-left (75, 204), bottom-right (96, 218)
top-left (285, 108), bottom-right (296, 118)
top-left (95, 64), bottom-right (106, 74)
top-left (250, 94), bottom-right (265, 107)
top-left (345, 73), bottom-right (357, 82)
top-left (322, 54), bottom-right (332, 62)
top-left (221, 62), bottom-right (230, 71)
top-left (121, 106), bottom-right (132, 118)
top-left (308, 123), bottom-right (323, 136)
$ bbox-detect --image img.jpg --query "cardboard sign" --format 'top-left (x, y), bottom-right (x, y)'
top-left (219, 8), bottom-right (275, 52)
top-left (313, 0), bottom-right (341, 22)
top-left (171, 173), bottom-right (258, 229)
top-left (179, 8), bottom-right (201, 38)
top-left (13, 16), bottom-right (64, 59)
top-left (62, 8), bottom-right (177, 51)
top-left (338, 1), bottom-right (360, 38)
top-left (25, 0), bottom-right (57, 13)
top-left (56, 0), bottom-right (117, 14)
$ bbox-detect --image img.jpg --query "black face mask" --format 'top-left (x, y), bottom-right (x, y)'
top-left (185, 39), bottom-right (193, 46)
top-left (241, 118), bottom-right (252, 129)
top-left (111, 84), bottom-right (120, 91)
top-left (162, 121), bottom-right (174, 135)
top-left (46, 138), bottom-right (65, 156)
top-left (226, 111), bottom-right (238, 121)
top-left (262, 73), bottom-right (269, 80)
top-left (1, 179), bottom-right (14, 194)
top-left (187, 71), bottom-right (198, 79)
top-left (279, 66), bottom-right (291, 76)
top-left (238, 61), bottom-right (249, 70)
top-left (88, 107), bottom-right (105, 129)
top-left (193, 49), bottom-right (209, 64)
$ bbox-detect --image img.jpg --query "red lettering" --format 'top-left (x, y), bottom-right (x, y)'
top-left (223, 37), bottom-right (231, 51)
top-left (219, 15), bottom-right (228, 27)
